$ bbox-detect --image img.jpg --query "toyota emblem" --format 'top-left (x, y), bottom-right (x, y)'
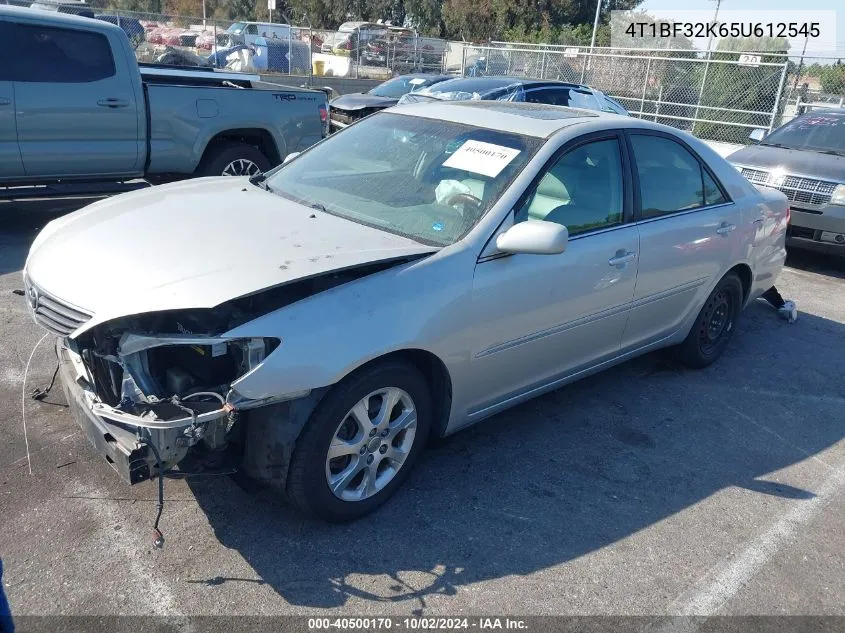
top-left (27, 285), bottom-right (39, 311)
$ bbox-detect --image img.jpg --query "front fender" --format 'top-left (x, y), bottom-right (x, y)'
top-left (225, 248), bottom-right (476, 400)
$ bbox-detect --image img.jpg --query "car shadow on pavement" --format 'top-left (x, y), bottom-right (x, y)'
top-left (186, 300), bottom-right (845, 610)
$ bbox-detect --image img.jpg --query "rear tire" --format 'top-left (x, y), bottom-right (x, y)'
top-left (676, 273), bottom-right (743, 369)
top-left (199, 142), bottom-right (270, 177)
top-left (286, 360), bottom-right (431, 522)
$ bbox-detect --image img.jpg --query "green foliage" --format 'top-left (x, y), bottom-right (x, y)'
top-left (103, 0), bottom-right (645, 41)
top-left (819, 61), bottom-right (845, 95)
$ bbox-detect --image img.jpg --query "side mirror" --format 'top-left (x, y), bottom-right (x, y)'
top-left (496, 220), bottom-right (569, 255)
top-left (748, 128), bottom-right (766, 143)
top-left (283, 152), bottom-right (301, 165)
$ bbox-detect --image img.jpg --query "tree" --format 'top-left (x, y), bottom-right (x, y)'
top-left (441, 0), bottom-right (495, 41)
top-left (819, 61), bottom-right (845, 95)
top-left (404, 0), bottom-right (444, 36)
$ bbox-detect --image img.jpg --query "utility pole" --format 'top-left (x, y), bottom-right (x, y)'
top-left (705, 0), bottom-right (722, 57)
top-left (692, 0), bottom-right (723, 134)
top-left (589, 0), bottom-right (602, 53)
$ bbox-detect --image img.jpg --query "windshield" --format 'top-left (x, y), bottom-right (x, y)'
top-left (761, 112), bottom-right (845, 155)
top-left (227, 22), bottom-right (246, 34)
top-left (264, 113), bottom-right (542, 246)
top-left (369, 76), bottom-right (437, 98)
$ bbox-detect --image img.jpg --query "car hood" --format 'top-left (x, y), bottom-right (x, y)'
top-left (727, 144), bottom-right (845, 182)
top-left (24, 178), bottom-right (436, 334)
top-left (330, 93), bottom-right (397, 112)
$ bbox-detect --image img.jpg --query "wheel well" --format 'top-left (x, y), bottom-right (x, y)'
top-left (353, 349), bottom-right (453, 439)
top-left (203, 129), bottom-right (282, 167)
top-left (727, 263), bottom-right (752, 304)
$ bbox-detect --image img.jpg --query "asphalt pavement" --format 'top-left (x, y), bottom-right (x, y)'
top-left (0, 199), bottom-right (843, 618)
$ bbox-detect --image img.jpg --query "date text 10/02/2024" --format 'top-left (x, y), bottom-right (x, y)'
top-left (308, 618), bottom-right (529, 630)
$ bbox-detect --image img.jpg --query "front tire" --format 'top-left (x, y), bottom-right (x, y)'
top-left (676, 273), bottom-right (743, 368)
top-left (287, 361), bottom-right (431, 522)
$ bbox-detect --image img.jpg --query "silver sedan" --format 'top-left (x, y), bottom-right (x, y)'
top-left (23, 101), bottom-right (789, 522)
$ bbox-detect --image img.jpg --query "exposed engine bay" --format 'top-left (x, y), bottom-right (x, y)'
top-left (60, 260), bottom-right (414, 477)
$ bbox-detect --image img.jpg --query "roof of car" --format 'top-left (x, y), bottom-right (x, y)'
top-left (0, 4), bottom-right (121, 31)
top-left (390, 100), bottom-right (617, 138)
top-left (424, 76), bottom-right (590, 94)
top-left (392, 73), bottom-right (452, 81)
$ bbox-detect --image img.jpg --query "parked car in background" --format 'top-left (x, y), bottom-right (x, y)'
top-left (329, 73), bottom-right (452, 131)
top-left (94, 14), bottom-right (145, 47)
top-left (0, 6), bottom-right (328, 189)
top-left (728, 108), bottom-right (845, 257)
top-left (328, 21), bottom-right (387, 57)
top-left (24, 101), bottom-right (787, 524)
top-left (29, 0), bottom-right (93, 17)
top-left (361, 26), bottom-right (415, 66)
top-left (225, 20), bottom-right (290, 47)
top-left (398, 76), bottom-right (630, 116)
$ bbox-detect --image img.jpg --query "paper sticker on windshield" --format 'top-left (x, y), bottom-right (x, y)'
top-left (442, 140), bottom-right (520, 178)
top-left (409, 78), bottom-right (426, 85)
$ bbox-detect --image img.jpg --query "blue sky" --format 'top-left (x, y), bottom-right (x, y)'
top-left (638, 0), bottom-right (844, 57)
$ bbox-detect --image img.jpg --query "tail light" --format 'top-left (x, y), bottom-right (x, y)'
top-left (786, 205), bottom-right (791, 225)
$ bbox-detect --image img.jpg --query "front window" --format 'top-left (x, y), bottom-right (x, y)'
top-left (265, 113), bottom-right (542, 246)
top-left (227, 22), bottom-right (246, 34)
top-left (516, 138), bottom-right (624, 234)
top-left (760, 112), bottom-right (845, 156)
top-left (369, 76), bottom-right (435, 99)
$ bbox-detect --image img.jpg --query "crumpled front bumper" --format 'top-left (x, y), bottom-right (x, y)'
top-left (59, 344), bottom-right (152, 484)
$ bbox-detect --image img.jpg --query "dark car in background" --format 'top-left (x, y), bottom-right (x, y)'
top-left (94, 14), bottom-right (145, 47)
top-left (397, 76), bottom-right (630, 116)
top-left (728, 108), bottom-right (845, 256)
top-left (329, 73), bottom-right (452, 131)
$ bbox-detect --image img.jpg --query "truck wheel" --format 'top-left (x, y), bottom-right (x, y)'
top-left (200, 142), bottom-right (271, 177)
top-left (286, 360), bottom-right (432, 522)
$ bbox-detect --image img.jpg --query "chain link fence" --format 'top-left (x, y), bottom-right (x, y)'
top-left (7, 2), bottom-right (843, 146)
top-left (312, 26), bottom-right (449, 80)
top-left (462, 43), bottom-right (792, 146)
top-left (6, 0), bottom-right (318, 76)
top-left (780, 54), bottom-right (845, 123)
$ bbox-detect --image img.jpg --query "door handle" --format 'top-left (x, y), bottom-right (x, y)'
top-left (97, 98), bottom-right (129, 108)
top-left (608, 250), bottom-right (637, 267)
top-left (716, 222), bottom-right (736, 236)
top-left (0, 97), bottom-right (10, 106)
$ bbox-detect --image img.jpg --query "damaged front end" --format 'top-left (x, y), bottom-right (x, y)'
top-left (30, 256), bottom-right (427, 495)
top-left (62, 312), bottom-right (287, 484)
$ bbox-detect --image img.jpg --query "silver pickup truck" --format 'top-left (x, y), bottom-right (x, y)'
top-left (0, 6), bottom-right (328, 188)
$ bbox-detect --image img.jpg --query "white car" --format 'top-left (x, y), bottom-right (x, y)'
top-left (23, 101), bottom-right (789, 523)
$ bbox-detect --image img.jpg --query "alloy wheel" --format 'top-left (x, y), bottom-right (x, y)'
top-left (325, 387), bottom-right (417, 502)
top-left (221, 158), bottom-right (261, 177)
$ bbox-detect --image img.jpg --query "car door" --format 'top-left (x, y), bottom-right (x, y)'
top-left (12, 22), bottom-right (140, 178)
top-left (468, 132), bottom-right (639, 417)
top-left (621, 131), bottom-right (739, 350)
top-left (0, 20), bottom-right (24, 179)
